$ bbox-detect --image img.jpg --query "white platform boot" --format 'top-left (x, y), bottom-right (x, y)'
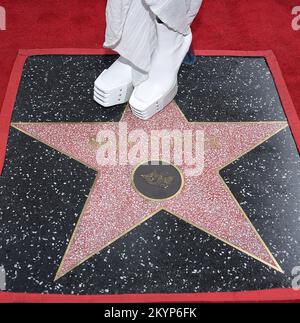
top-left (129, 20), bottom-right (192, 120)
top-left (94, 57), bottom-right (134, 107)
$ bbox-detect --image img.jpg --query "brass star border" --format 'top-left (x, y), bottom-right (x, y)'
top-left (12, 102), bottom-right (287, 280)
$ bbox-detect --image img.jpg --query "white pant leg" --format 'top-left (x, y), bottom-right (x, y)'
top-left (104, 0), bottom-right (203, 85)
top-left (103, 0), bottom-right (132, 48)
top-left (104, 0), bottom-right (156, 85)
top-left (145, 0), bottom-right (203, 34)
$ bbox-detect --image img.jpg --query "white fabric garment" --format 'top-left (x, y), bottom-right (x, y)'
top-left (104, 0), bottom-right (203, 85)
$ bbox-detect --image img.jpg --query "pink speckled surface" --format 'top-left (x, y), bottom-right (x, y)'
top-left (13, 102), bottom-right (287, 278)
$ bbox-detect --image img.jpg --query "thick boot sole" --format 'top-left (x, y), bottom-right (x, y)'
top-left (129, 82), bottom-right (178, 120)
top-left (94, 82), bottom-right (134, 107)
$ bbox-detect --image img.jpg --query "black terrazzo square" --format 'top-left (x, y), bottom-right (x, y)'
top-left (0, 54), bottom-right (299, 295)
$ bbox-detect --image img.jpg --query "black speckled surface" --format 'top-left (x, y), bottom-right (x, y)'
top-left (12, 55), bottom-right (125, 122)
top-left (177, 56), bottom-right (286, 122)
top-left (220, 127), bottom-right (300, 277)
top-left (0, 127), bottom-right (96, 292)
top-left (0, 54), bottom-right (299, 294)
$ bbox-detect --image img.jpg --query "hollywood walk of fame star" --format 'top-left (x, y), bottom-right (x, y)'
top-left (12, 102), bottom-right (287, 280)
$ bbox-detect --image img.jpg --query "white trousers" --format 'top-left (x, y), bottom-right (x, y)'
top-left (104, 0), bottom-right (203, 85)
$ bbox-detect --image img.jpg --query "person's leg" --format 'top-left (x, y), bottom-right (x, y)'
top-left (104, 0), bottom-right (156, 75)
top-left (95, 0), bottom-right (203, 113)
top-left (145, 0), bottom-right (202, 35)
top-left (129, 0), bottom-right (203, 119)
top-left (183, 47), bottom-right (197, 65)
top-left (94, 0), bottom-right (156, 107)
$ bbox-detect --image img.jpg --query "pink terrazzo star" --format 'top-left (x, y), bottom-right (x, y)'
top-left (13, 102), bottom-right (287, 279)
